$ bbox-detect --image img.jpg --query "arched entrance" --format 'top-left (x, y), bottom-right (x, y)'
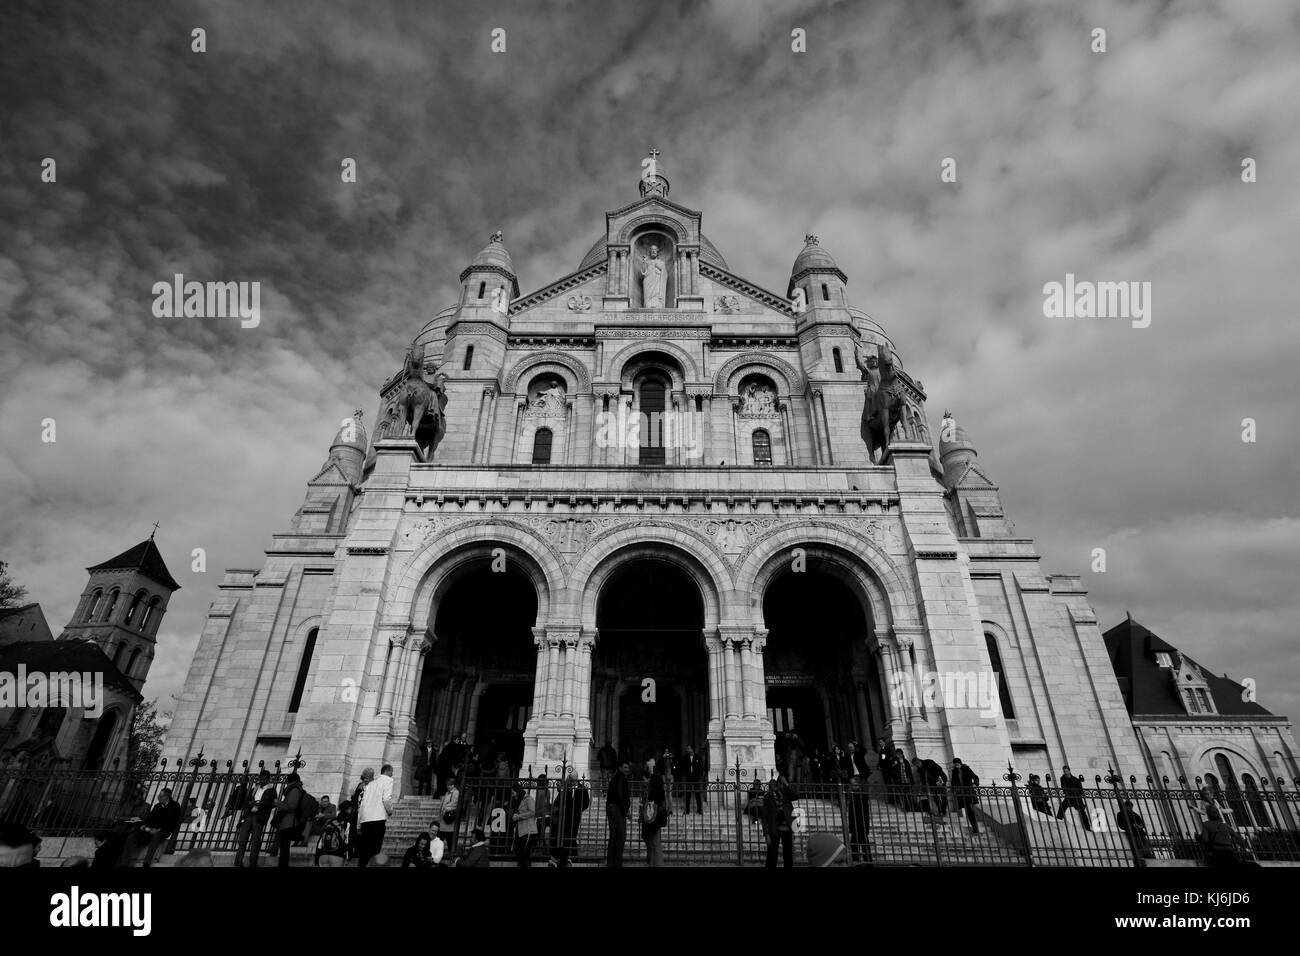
top-left (762, 562), bottom-right (879, 778)
top-left (413, 561), bottom-right (539, 775)
top-left (591, 558), bottom-right (708, 775)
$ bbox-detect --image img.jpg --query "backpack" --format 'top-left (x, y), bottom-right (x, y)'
top-left (642, 800), bottom-right (658, 825)
top-left (317, 821), bottom-right (345, 855)
top-left (299, 792), bottom-right (320, 823)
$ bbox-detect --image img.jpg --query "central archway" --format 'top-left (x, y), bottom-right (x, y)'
top-left (591, 558), bottom-right (708, 777)
top-left (414, 560), bottom-right (539, 778)
top-left (762, 561), bottom-right (879, 781)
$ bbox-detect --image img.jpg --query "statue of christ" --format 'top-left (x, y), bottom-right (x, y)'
top-left (639, 243), bottom-right (666, 308)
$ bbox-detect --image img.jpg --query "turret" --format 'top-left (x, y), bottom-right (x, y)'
top-left (329, 409), bottom-right (368, 485)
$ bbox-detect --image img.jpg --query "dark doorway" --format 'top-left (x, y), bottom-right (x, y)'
top-left (415, 562), bottom-right (538, 759)
top-left (593, 558), bottom-right (708, 773)
top-left (762, 563), bottom-right (878, 766)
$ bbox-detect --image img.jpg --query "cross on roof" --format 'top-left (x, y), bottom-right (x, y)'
top-left (648, 147), bottom-right (660, 162)
top-left (149, 521), bottom-right (161, 540)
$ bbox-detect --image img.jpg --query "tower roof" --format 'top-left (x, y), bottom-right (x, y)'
top-left (87, 538), bottom-right (181, 591)
top-left (468, 230), bottom-right (515, 275)
top-left (939, 411), bottom-right (978, 460)
top-left (331, 409), bottom-right (368, 451)
top-left (790, 233), bottom-right (841, 275)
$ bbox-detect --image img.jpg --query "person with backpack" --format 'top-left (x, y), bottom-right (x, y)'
top-left (641, 762), bottom-right (668, 867)
top-left (314, 802), bottom-right (350, 867)
top-left (763, 775), bottom-right (798, 868)
top-left (273, 773), bottom-right (305, 867)
top-left (549, 771), bottom-right (590, 867)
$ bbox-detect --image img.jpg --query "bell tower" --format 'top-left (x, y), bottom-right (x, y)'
top-left (62, 532), bottom-right (181, 694)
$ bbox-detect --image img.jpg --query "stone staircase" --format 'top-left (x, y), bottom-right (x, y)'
top-left (382, 790), bottom-right (1026, 866)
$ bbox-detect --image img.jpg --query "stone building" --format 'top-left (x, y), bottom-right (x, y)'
top-left (167, 154), bottom-right (1151, 798)
top-left (1104, 616), bottom-right (1299, 819)
top-left (0, 538), bottom-right (179, 769)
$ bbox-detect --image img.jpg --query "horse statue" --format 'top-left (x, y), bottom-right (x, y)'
top-left (396, 344), bottom-right (449, 460)
top-left (855, 340), bottom-right (902, 464)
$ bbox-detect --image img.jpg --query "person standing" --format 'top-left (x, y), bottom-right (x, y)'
top-left (846, 774), bottom-right (871, 865)
top-left (763, 776), bottom-right (797, 868)
top-left (549, 772), bottom-right (590, 867)
top-left (1116, 800), bottom-right (1152, 859)
top-left (510, 781), bottom-right (538, 867)
top-left (357, 765), bottom-right (395, 867)
top-left (274, 773), bottom-right (305, 867)
top-left (1055, 766), bottom-right (1092, 831)
top-left (437, 777), bottom-right (461, 852)
top-left (1027, 774), bottom-right (1052, 815)
top-left (676, 746), bottom-right (704, 815)
top-left (137, 787), bottom-right (182, 867)
top-left (596, 741), bottom-right (618, 786)
top-left (414, 738), bottom-right (436, 797)
top-left (533, 775), bottom-right (550, 862)
top-left (233, 770), bottom-right (278, 868)
top-left (606, 760), bottom-right (631, 867)
top-left (642, 762), bottom-right (667, 867)
top-left (950, 758), bottom-right (980, 834)
top-left (848, 741), bottom-right (871, 781)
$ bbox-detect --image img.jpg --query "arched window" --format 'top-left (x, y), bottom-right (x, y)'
top-left (463, 345), bottom-right (474, 370)
top-left (532, 427), bottom-right (553, 465)
top-left (126, 648), bottom-right (142, 678)
top-left (288, 627), bottom-right (319, 714)
top-left (477, 281), bottom-right (485, 300)
top-left (638, 376), bottom-right (667, 466)
top-left (832, 348), bottom-right (843, 373)
top-left (102, 589), bottom-right (120, 621)
top-left (1214, 753), bottom-right (1250, 822)
top-left (83, 589), bottom-right (103, 622)
top-left (139, 597), bottom-right (160, 631)
top-left (38, 707), bottom-right (66, 738)
top-left (83, 711), bottom-right (119, 771)
top-left (752, 429), bottom-right (773, 465)
top-left (984, 633), bottom-right (1016, 718)
top-left (124, 590), bottom-right (146, 626)
top-left (112, 642), bottom-right (127, 669)
top-left (821, 283), bottom-right (830, 301)
top-left (1241, 774), bottom-right (1269, 827)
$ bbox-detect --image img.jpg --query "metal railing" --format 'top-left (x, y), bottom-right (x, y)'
top-left (5, 752), bottom-right (1298, 866)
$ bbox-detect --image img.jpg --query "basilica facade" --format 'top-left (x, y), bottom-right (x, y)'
top-left (166, 156), bottom-right (1148, 797)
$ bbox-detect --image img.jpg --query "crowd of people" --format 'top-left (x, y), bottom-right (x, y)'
top-left (0, 733), bottom-right (1265, 868)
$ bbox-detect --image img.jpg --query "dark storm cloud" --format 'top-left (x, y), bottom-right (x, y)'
top-left (1, 1), bottom-right (1297, 721)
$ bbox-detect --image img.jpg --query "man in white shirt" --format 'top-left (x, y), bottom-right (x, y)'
top-left (356, 764), bottom-right (395, 867)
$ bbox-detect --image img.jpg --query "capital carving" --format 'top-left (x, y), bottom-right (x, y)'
top-left (388, 633), bottom-right (408, 649)
top-left (415, 638), bottom-right (433, 656)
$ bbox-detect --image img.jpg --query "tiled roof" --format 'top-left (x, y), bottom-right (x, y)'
top-left (1103, 617), bottom-right (1272, 718)
top-left (87, 538), bottom-right (180, 591)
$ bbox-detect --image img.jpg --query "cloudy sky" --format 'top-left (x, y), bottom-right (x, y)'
top-left (3, 0), bottom-right (1298, 729)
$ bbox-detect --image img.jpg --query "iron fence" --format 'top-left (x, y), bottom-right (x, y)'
top-left (4, 752), bottom-right (1298, 867)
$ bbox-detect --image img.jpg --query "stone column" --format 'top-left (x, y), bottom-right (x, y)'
top-left (561, 638), bottom-right (576, 718)
top-left (700, 394), bottom-right (712, 465)
top-left (574, 632), bottom-right (595, 738)
top-left (530, 627), bottom-right (548, 716)
top-left (564, 398), bottom-right (576, 464)
top-left (855, 681), bottom-right (873, 744)
top-left (481, 388), bottom-right (500, 464)
top-left (721, 636), bottom-right (740, 719)
top-left (739, 639), bottom-right (756, 719)
top-left (730, 398), bottom-right (741, 463)
top-left (808, 389), bottom-right (826, 465)
top-left (377, 629), bottom-right (407, 718)
top-left (817, 390), bottom-right (835, 465)
top-left (751, 631), bottom-right (768, 720)
top-left (396, 635), bottom-right (432, 724)
top-left (705, 633), bottom-right (724, 733)
top-left (545, 639), bottom-right (561, 717)
top-left (780, 400), bottom-right (796, 464)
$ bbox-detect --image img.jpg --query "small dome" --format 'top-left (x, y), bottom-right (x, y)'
top-left (938, 411), bottom-right (977, 461)
top-left (469, 231), bottom-right (515, 275)
top-left (791, 233), bottom-right (840, 275)
top-left (331, 410), bottom-right (368, 451)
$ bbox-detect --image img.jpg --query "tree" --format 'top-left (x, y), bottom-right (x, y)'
top-left (0, 561), bottom-right (28, 608)
top-left (128, 699), bottom-right (170, 774)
